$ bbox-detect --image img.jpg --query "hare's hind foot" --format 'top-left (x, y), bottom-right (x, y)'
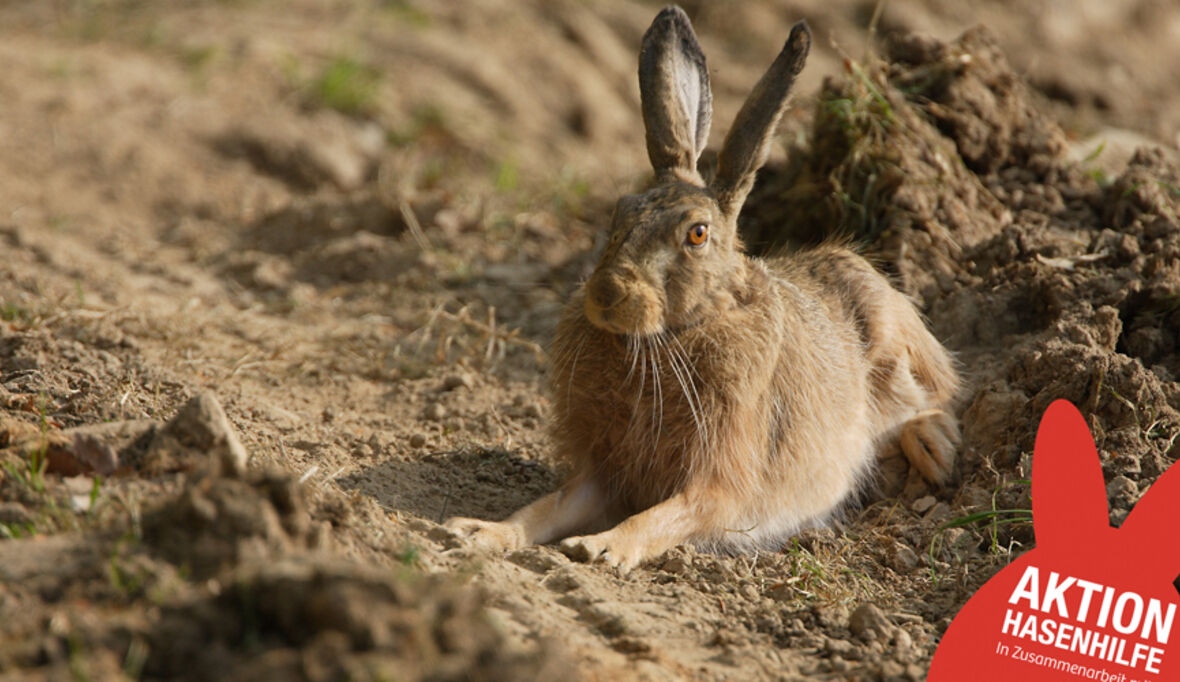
top-left (899, 409), bottom-right (961, 484)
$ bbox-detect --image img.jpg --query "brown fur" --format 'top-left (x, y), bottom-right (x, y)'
top-left (445, 6), bottom-right (960, 570)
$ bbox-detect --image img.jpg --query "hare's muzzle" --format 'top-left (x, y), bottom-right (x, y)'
top-left (584, 269), bottom-right (662, 336)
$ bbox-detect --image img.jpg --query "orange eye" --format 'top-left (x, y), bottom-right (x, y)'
top-left (686, 223), bottom-right (709, 247)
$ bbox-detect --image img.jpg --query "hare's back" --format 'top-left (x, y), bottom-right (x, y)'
top-left (777, 244), bottom-right (958, 406)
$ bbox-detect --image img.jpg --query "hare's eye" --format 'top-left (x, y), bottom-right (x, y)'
top-left (686, 223), bottom-right (709, 247)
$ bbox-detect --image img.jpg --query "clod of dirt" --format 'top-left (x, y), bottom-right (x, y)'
top-left (442, 373), bottom-right (474, 391)
top-left (47, 433), bottom-right (118, 476)
top-left (214, 117), bottom-right (380, 191)
top-left (849, 603), bottom-right (894, 640)
top-left (424, 403), bottom-right (447, 421)
top-left (144, 468), bottom-right (313, 580)
top-left (885, 28), bottom-right (1068, 176)
top-left (143, 392), bottom-right (248, 476)
top-left (741, 27), bottom-right (1086, 303)
top-left (145, 558), bottom-right (552, 681)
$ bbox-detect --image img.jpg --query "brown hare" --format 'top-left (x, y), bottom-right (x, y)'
top-left (445, 5), bottom-right (960, 571)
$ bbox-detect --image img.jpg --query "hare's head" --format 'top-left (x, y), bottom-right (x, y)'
top-left (583, 6), bottom-right (810, 336)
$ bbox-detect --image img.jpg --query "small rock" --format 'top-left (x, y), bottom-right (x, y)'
top-left (814, 603), bottom-right (849, 629)
top-left (849, 603), bottom-right (893, 640)
top-left (64, 476), bottom-right (97, 513)
top-left (956, 485), bottom-right (991, 510)
top-left (442, 373), bottom-right (474, 391)
top-left (661, 556), bottom-right (690, 575)
top-left (45, 433), bottom-right (119, 477)
top-left (923, 502), bottom-right (952, 525)
top-left (825, 638), bottom-right (855, 657)
top-left (1106, 475), bottom-right (1137, 506)
top-left (150, 392), bottom-right (249, 476)
top-left (424, 403), bottom-right (446, 421)
top-left (942, 527), bottom-right (972, 552)
top-left (302, 137), bottom-right (368, 190)
top-left (889, 544), bottom-right (920, 572)
top-left (893, 627), bottom-right (914, 659)
top-left (409, 433), bottom-right (427, 448)
top-left (321, 407), bottom-right (337, 424)
top-left (911, 495), bottom-right (937, 514)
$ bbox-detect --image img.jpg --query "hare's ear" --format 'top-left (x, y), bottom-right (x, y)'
top-left (638, 6), bottom-right (712, 180)
top-left (1032, 400), bottom-right (1113, 550)
top-left (1118, 460), bottom-right (1180, 581)
top-left (711, 21), bottom-right (810, 218)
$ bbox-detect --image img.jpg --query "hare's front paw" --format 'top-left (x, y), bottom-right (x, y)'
top-left (559, 530), bottom-right (649, 572)
top-left (444, 517), bottom-right (524, 553)
top-left (899, 409), bottom-right (961, 484)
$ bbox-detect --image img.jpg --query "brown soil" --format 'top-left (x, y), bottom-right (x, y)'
top-left (2, 2), bottom-right (1179, 681)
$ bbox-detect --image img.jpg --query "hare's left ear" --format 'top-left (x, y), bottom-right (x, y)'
top-left (711, 21), bottom-right (810, 218)
top-left (639, 6), bottom-right (712, 181)
top-left (1032, 400), bottom-right (1113, 551)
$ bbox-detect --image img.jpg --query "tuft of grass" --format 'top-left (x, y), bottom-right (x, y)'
top-left (0, 521), bottom-right (37, 539)
top-left (387, 104), bottom-right (447, 147)
top-left (1, 396), bottom-right (52, 495)
top-left (384, 0), bottom-right (432, 27)
top-left (396, 543), bottom-right (422, 567)
top-left (306, 57), bottom-right (380, 116)
top-left (812, 57), bottom-right (905, 242)
top-left (1, 302), bottom-right (31, 323)
top-left (494, 158), bottom-right (519, 192)
top-left (928, 478), bottom-right (1032, 582)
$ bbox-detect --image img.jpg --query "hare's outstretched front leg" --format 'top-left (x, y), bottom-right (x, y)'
top-left (445, 476), bottom-right (603, 553)
top-left (560, 486), bottom-right (719, 572)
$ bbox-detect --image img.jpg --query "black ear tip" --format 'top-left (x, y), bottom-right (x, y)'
top-left (788, 20), bottom-right (812, 52)
top-left (646, 5), bottom-right (696, 46)
top-left (654, 5), bottom-right (691, 28)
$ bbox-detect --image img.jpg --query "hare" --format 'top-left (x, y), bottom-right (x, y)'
top-left (445, 5), bottom-right (960, 571)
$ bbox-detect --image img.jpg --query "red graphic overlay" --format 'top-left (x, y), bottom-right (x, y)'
top-left (930, 400), bottom-right (1180, 680)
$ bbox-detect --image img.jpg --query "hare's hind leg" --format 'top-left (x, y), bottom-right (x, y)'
top-left (899, 408), bottom-right (960, 484)
top-left (446, 475), bottom-right (604, 553)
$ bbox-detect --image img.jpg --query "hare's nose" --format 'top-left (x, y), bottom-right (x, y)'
top-left (587, 272), bottom-right (626, 310)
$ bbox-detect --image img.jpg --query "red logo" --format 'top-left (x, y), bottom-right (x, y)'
top-left (930, 400), bottom-right (1180, 681)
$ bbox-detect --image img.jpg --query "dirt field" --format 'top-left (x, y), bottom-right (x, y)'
top-left (2, 1), bottom-right (1179, 680)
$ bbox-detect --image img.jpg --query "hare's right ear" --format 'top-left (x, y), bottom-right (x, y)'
top-left (711, 21), bottom-right (810, 218)
top-left (638, 6), bottom-right (712, 181)
top-left (1032, 400), bottom-right (1114, 550)
top-left (1117, 459), bottom-right (1180, 582)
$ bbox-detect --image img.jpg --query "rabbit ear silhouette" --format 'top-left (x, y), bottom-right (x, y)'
top-left (1033, 400), bottom-right (1113, 551)
top-left (1117, 456), bottom-right (1180, 582)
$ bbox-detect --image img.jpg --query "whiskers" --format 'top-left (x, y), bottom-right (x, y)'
top-left (618, 330), bottom-right (709, 456)
top-left (658, 331), bottom-right (709, 451)
top-left (552, 319), bottom-right (712, 502)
